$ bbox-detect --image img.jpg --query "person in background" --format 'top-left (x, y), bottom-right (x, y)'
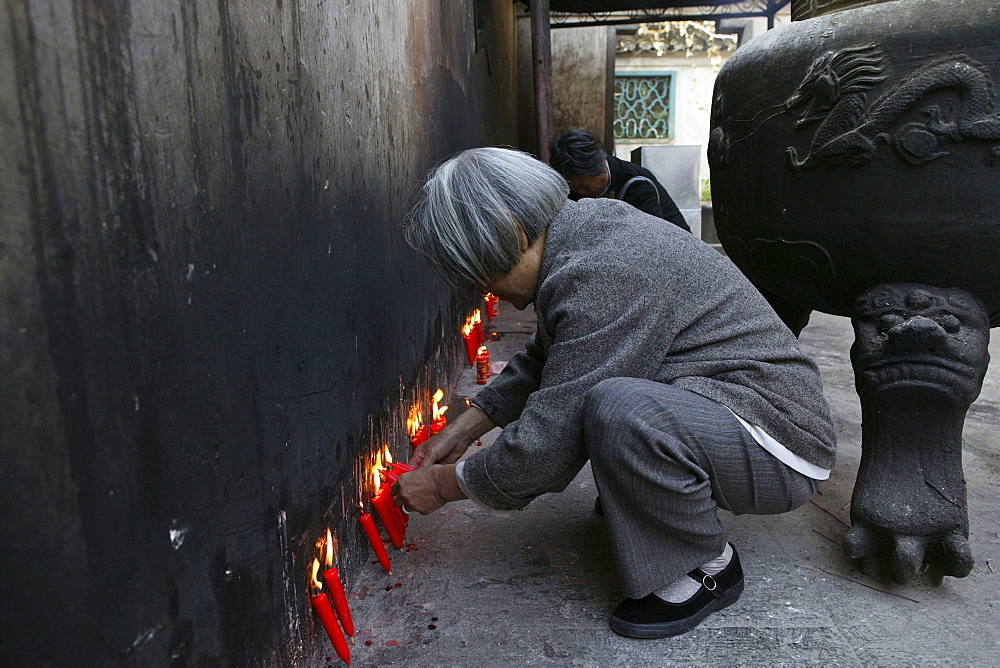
top-left (548, 129), bottom-right (690, 232)
top-left (395, 147), bottom-right (836, 640)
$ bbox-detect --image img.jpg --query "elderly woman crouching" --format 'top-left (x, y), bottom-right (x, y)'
top-left (392, 147), bottom-right (836, 639)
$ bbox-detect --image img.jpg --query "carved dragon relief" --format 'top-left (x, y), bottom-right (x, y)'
top-left (710, 44), bottom-right (1000, 172)
top-left (784, 44), bottom-right (1000, 172)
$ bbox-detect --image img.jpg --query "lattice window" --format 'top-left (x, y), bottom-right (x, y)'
top-left (614, 72), bottom-right (674, 140)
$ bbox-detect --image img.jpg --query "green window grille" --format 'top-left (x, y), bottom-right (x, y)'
top-left (614, 72), bottom-right (674, 140)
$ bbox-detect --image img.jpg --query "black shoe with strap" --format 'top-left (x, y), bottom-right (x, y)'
top-left (610, 544), bottom-right (744, 639)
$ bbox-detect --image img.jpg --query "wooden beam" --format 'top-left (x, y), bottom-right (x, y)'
top-left (531, 0), bottom-right (554, 163)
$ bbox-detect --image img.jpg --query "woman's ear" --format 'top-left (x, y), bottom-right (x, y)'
top-left (517, 225), bottom-right (529, 254)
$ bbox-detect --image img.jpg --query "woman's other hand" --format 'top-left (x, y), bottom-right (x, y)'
top-left (411, 432), bottom-right (469, 468)
top-left (409, 404), bottom-right (497, 468)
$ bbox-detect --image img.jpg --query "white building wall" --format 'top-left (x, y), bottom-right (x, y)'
top-left (613, 53), bottom-right (730, 180)
top-left (612, 8), bottom-right (791, 189)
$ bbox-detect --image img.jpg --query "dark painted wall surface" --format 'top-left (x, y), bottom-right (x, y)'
top-left (1, 0), bottom-right (518, 663)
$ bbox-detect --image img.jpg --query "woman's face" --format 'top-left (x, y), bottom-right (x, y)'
top-left (482, 228), bottom-right (547, 311)
top-left (566, 160), bottom-right (610, 198)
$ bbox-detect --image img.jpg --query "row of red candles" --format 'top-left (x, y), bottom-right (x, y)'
top-left (462, 297), bottom-right (499, 370)
top-left (310, 296), bottom-right (500, 662)
top-left (463, 304), bottom-right (497, 385)
top-left (310, 396), bottom-right (445, 664)
top-left (311, 457), bottom-right (421, 664)
top-left (310, 530), bottom-right (354, 664)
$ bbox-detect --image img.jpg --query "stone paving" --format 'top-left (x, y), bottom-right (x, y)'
top-left (323, 303), bottom-right (1000, 666)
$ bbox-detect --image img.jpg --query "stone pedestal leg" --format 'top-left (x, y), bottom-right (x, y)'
top-left (844, 283), bottom-right (990, 583)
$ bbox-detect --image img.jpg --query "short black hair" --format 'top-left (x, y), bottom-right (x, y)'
top-left (548, 129), bottom-right (607, 178)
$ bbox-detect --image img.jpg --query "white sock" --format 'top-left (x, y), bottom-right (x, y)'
top-left (653, 543), bottom-right (733, 603)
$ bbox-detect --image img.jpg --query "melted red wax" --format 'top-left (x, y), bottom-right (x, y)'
top-left (364, 640), bottom-right (373, 646)
top-left (385, 640), bottom-right (400, 647)
top-left (428, 624), bottom-right (437, 630)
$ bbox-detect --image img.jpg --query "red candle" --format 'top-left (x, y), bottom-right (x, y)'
top-left (381, 464), bottom-right (414, 527)
top-left (359, 512), bottom-right (391, 573)
top-left (372, 484), bottom-right (405, 549)
top-left (463, 330), bottom-right (477, 366)
top-left (392, 492), bottom-right (409, 529)
top-left (311, 592), bottom-right (351, 664)
top-left (383, 462), bottom-right (416, 485)
top-left (407, 407), bottom-right (427, 450)
top-left (485, 293), bottom-right (499, 320)
top-left (430, 415), bottom-right (447, 435)
top-left (473, 310), bottom-right (485, 345)
top-left (476, 346), bottom-right (491, 385)
top-left (409, 425), bottom-right (429, 449)
top-left (382, 461), bottom-right (415, 484)
top-left (430, 390), bottom-right (448, 434)
top-left (322, 568), bottom-right (355, 637)
top-left (390, 480), bottom-right (409, 530)
top-left (483, 295), bottom-right (495, 322)
top-left (410, 425), bottom-right (429, 448)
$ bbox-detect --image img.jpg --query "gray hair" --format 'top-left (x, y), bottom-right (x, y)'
top-left (404, 147), bottom-right (569, 292)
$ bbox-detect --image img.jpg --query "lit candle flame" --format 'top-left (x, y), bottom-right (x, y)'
top-left (462, 319), bottom-right (474, 337)
top-left (325, 528), bottom-right (335, 568)
top-left (311, 557), bottom-right (322, 590)
top-left (383, 444), bottom-right (393, 465)
top-left (406, 405), bottom-right (423, 437)
top-left (473, 309), bottom-right (481, 325)
top-left (478, 345), bottom-right (487, 355)
top-left (432, 388), bottom-right (447, 421)
top-left (369, 456), bottom-right (381, 494)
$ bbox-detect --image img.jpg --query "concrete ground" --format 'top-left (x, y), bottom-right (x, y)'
top-left (329, 303), bottom-right (1000, 666)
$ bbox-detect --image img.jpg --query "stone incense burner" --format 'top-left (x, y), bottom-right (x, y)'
top-left (710, 0), bottom-right (999, 583)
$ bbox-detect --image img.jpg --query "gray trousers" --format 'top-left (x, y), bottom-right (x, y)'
top-left (582, 377), bottom-right (819, 598)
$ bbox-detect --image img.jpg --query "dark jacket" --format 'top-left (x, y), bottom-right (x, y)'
top-left (569, 155), bottom-right (690, 231)
top-left (464, 199), bottom-right (836, 510)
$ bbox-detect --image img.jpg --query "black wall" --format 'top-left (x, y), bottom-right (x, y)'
top-left (1, 0), bottom-right (519, 663)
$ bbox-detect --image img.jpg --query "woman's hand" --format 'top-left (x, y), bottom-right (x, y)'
top-left (391, 464), bottom-right (466, 515)
top-left (409, 405), bottom-right (497, 468)
top-left (410, 431), bottom-right (469, 468)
